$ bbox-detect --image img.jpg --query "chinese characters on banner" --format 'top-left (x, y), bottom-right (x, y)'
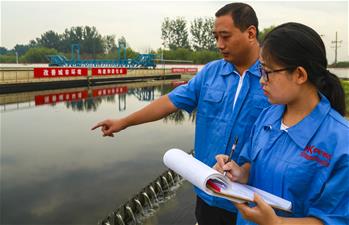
top-left (171, 68), bottom-right (198, 74)
top-left (92, 86), bottom-right (128, 97)
top-left (34, 86), bottom-right (128, 105)
top-left (34, 68), bottom-right (88, 78)
top-left (33, 67), bottom-right (128, 78)
top-left (91, 68), bottom-right (127, 76)
top-left (185, 68), bottom-right (198, 73)
top-left (35, 91), bottom-right (88, 105)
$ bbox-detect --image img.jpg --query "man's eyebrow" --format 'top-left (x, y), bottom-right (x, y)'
top-left (212, 31), bottom-right (230, 35)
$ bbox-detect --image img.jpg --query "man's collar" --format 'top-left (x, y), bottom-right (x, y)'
top-left (221, 59), bottom-right (261, 77)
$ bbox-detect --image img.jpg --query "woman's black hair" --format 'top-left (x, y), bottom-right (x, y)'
top-left (261, 22), bottom-right (346, 116)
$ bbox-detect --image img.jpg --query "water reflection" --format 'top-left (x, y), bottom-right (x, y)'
top-left (1, 80), bottom-right (196, 225)
top-left (129, 87), bottom-right (155, 101)
top-left (1, 82), bottom-right (196, 124)
top-left (66, 97), bottom-right (103, 112)
top-left (163, 110), bottom-right (185, 124)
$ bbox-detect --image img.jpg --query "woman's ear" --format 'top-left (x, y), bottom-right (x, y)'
top-left (294, 66), bottom-right (308, 85)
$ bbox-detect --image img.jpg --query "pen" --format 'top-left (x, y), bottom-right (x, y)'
top-left (223, 136), bottom-right (239, 176)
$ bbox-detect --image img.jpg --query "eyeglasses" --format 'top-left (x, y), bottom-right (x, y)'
top-left (259, 66), bottom-right (296, 82)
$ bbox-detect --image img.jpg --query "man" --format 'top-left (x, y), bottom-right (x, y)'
top-left (92, 3), bottom-right (269, 225)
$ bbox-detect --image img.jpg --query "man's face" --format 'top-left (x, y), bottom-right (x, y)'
top-left (213, 15), bottom-right (251, 64)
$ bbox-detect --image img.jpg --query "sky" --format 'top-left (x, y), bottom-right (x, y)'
top-left (1, 0), bottom-right (348, 63)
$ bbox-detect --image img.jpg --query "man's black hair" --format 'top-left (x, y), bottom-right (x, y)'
top-left (215, 2), bottom-right (259, 37)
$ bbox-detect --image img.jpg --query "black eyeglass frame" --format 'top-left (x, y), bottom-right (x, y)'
top-left (259, 66), bottom-right (297, 81)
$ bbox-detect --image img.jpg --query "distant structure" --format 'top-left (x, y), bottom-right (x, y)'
top-left (331, 32), bottom-right (342, 64)
top-left (47, 44), bottom-right (156, 68)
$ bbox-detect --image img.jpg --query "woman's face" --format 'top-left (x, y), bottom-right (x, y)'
top-left (259, 54), bottom-right (300, 105)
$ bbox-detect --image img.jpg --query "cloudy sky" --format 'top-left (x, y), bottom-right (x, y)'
top-left (1, 0), bottom-right (348, 63)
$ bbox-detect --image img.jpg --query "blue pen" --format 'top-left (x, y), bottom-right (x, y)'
top-left (223, 137), bottom-right (239, 176)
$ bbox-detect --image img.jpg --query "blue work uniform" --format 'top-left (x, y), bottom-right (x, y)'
top-left (168, 59), bottom-right (270, 212)
top-left (238, 95), bottom-right (349, 225)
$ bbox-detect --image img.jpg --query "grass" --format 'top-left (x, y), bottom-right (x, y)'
top-left (329, 62), bottom-right (349, 68)
top-left (340, 80), bottom-right (349, 116)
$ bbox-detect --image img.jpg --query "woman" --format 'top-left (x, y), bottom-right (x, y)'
top-left (215, 22), bottom-right (348, 225)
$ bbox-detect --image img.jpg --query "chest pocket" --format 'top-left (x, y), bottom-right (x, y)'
top-left (203, 89), bottom-right (224, 102)
top-left (247, 94), bottom-right (268, 117)
top-left (198, 88), bottom-right (225, 118)
top-left (237, 94), bottom-right (268, 132)
top-left (284, 162), bottom-right (317, 215)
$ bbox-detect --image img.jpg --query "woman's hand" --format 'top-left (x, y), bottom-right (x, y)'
top-left (235, 193), bottom-right (281, 225)
top-left (213, 154), bottom-right (250, 183)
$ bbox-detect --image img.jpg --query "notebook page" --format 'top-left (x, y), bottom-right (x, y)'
top-left (163, 148), bottom-right (222, 190)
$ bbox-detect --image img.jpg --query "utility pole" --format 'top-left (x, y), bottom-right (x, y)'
top-left (331, 32), bottom-right (342, 64)
top-left (161, 45), bottom-right (165, 76)
top-left (15, 52), bottom-right (19, 64)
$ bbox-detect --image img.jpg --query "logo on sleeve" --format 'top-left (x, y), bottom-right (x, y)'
top-left (300, 145), bottom-right (331, 167)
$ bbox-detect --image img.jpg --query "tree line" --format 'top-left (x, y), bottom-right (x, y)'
top-left (0, 26), bottom-right (129, 56)
top-left (1, 18), bottom-right (274, 64)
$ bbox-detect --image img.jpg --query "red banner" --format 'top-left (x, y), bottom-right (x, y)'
top-left (35, 90), bottom-right (88, 105)
top-left (186, 68), bottom-right (198, 73)
top-left (92, 86), bottom-right (128, 97)
top-left (34, 68), bottom-right (88, 78)
top-left (171, 80), bottom-right (188, 87)
top-left (91, 68), bottom-right (127, 76)
top-left (171, 68), bottom-right (186, 73)
top-left (171, 68), bottom-right (198, 74)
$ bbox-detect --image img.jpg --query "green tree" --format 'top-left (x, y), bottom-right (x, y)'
top-left (192, 50), bottom-right (220, 64)
top-left (22, 47), bottom-right (58, 63)
top-left (103, 35), bottom-right (116, 54)
top-left (161, 17), bottom-right (190, 50)
top-left (0, 47), bottom-right (9, 55)
top-left (100, 47), bottom-right (139, 60)
top-left (259, 25), bottom-right (276, 43)
top-left (60, 26), bottom-right (105, 57)
top-left (66, 26), bottom-right (84, 42)
top-left (171, 17), bottom-right (190, 50)
top-left (14, 44), bottom-right (31, 56)
top-left (117, 36), bottom-right (128, 48)
top-left (190, 17), bottom-right (216, 51)
top-left (161, 18), bottom-right (172, 49)
top-left (126, 47), bottom-right (138, 59)
top-left (36, 30), bottom-right (62, 50)
top-left (61, 26), bottom-right (84, 52)
top-left (82, 26), bottom-right (104, 58)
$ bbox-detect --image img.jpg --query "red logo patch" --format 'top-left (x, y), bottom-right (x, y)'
top-left (300, 145), bottom-right (331, 167)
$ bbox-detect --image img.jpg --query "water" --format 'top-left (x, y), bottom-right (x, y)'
top-left (0, 81), bottom-right (196, 225)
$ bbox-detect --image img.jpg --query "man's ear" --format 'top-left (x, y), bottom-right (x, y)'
top-left (246, 25), bottom-right (257, 40)
top-left (295, 66), bottom-right (308, 84)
